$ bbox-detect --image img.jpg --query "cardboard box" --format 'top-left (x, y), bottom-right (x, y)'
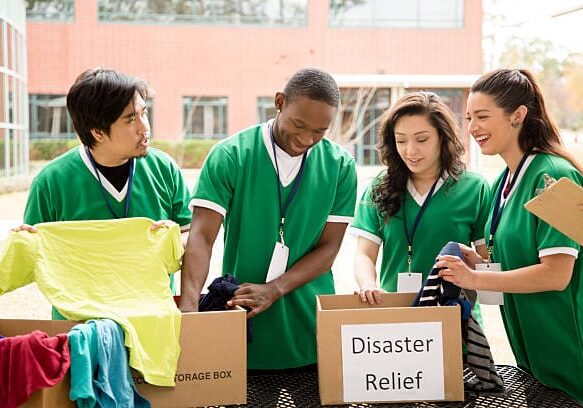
top-left (317, 293), bottom-right (463, 405)
top-left (0, 309), bottom-right (247, 408)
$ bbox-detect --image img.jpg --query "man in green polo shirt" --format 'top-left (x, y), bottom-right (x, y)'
top-left (19, 68), bottom-right (192, 318)
top-left (24, 67), bottom-right (191, 227)
top-left (180, 68), bottom-right (357, 369)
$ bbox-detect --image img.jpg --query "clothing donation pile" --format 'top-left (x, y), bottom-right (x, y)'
top-left (0, 218), bottom-right (185, 407)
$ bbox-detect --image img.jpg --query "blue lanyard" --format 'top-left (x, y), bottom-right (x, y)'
top-left (86, 147), bottom-right (134, 219)
top-left (403, 178), bottom-right (439, 272)
top-left (488, 152), bottom-right (530, 257)
top-left (269, 123), bottom-right (307, 244)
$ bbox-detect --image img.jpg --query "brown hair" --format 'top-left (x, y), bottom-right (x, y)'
top-left (372, 91), bottom-right (465, 218)
top-left (470, 68), bottom-right (583, 173)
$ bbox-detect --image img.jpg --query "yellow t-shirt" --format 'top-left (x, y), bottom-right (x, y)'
top-left (0, 217), bottom-right (183, 386)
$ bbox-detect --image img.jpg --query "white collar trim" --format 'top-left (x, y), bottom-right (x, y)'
top-left (407, 174), bottom-right (448, 206)
top-left (261, 120), bottom-right (313, 188)
top-left (79, 146), bottom-right (133, 203)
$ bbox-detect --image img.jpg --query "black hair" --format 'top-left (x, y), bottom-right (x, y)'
top-left (66, 68), bottom-right (150, 148)
top-left (283, 67), bottom-right (339, 108)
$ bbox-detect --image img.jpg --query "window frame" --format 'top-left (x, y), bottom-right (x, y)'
top-left (183, 96), bottom-right (228, 140)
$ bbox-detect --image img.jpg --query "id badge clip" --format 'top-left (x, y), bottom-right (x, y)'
top-left (397, 250), bottom-right (422, 293)
top-left (265, 225), bottom-right (289, 283)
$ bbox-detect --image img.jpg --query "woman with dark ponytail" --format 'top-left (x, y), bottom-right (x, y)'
top-left (351, 92), bottom-right (491, 321)
top-left (437, 68), bottom-right (583, 401)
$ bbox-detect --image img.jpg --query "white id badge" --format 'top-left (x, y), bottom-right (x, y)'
top-left (397, 272), bottom-right (422, 293)
top-left (265, 241), bottom-right (289, 283)
top-left (475, 263), bottom-right (504, 305)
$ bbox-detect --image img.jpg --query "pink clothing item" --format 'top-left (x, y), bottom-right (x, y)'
top-left (0, 330), bottom-right (71, 408)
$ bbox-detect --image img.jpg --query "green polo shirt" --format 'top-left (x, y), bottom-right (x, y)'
top-left (191, 122), bottom-right (357, 369)
top-left (486, 153), bottom-right (583, 401)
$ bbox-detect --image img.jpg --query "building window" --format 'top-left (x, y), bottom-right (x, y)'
top-left (98, 0), bottom-right (307, 27)
top-left (1, 8), bottom-right (28, 178)
top-left (337, 88), bottom-right (390, 166)
top-left (29, 94), bottom-right (74, 139)
top-left (257, 96), bottom-right (276, 123)
top-left (330, 0), bottom-right (464, 29)
top-left (145, 99), bottom-right (154, 134)
top-left (183, 96), bottom-right (228, 139)
top-left (26, 0), bottom-right (75, 21)
top-left (0, 73), bottom-right (5, 125)
top-left (29, 94), bottom-right (155, 140)
top-left (0, 128), bottom-right (6, 177)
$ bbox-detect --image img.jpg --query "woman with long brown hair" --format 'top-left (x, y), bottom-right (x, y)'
top-left (352, 92), bottom-right (490, 313)
top-left (437, 68), bottom-right (583, 401)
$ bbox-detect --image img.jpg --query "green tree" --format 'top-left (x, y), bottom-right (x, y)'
top-left (564, 57), bottom-right (583, 131)
top-left (331, 0), bottom-right (367, 11)
top-left (26, 0), bottom-right (74, 20)
top-left (498, 36), bottom-right (583, 131)
top-left (98, 0), bottom-right (306, 24)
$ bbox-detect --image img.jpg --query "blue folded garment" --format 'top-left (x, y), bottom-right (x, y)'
top-left (68, 319), bottom-right (150, 408)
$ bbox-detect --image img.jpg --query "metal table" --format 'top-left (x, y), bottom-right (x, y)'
top-left (222, 365), bottom-right (581, 407)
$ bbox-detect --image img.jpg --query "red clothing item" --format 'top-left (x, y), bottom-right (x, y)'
top-left (0, 330), bottom-right (70, 408)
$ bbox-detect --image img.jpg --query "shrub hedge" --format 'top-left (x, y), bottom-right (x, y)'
top-left (28, 138), bottom-right (218, 168)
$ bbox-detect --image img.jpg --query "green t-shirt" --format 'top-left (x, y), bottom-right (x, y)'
top-left (351, 171), bottom-right (490, 290)
top-left (23, 146), bottom-right (192, 317)
top-left (192, 122), bottom-right (357, 369)
top-left (24, 146), bottom-right (192, 227)
top-left (486, 153), bottom-right (583, 401)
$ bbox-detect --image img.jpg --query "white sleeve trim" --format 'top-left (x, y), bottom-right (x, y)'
top-left (326, 215), bottom-right (353, 224)
top-left (349, 227), bottom-right (382, 245)
top-left (179, 223), bottom-right (191, 232)
top-left (188, 199), bottom-right (227, 217)
top-left (539, 247), bottom-right (579, 260)
top-left (474, 238), bottom-right (486, 247)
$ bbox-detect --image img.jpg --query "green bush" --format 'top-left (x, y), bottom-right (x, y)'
top-left (150, 140), bottom-right (176, 157)
top-left (152, 139), bottom-right (218, 168)
top-left (30, 139), bottom-right (80, 160)
top-left (177, 139), bottom-right (218, 168)
top-left (28, 138), bottom-right (218, 168)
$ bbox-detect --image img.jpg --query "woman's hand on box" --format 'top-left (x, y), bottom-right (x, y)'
top-left (356, 287), bottom-right (385, 305)
top-left (227, 282), bottom-right (281, 319)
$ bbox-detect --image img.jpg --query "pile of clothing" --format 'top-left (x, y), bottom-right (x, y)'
top-left (0, 219), bottom-right (185, 407)
top-left (0, 320), bottom-right (150, 407)
top-left (0, 219), bottom-right (249, 407)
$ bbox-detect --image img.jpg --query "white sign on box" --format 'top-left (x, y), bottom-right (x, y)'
top-left (341, 322), bottom-right (444, 403)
